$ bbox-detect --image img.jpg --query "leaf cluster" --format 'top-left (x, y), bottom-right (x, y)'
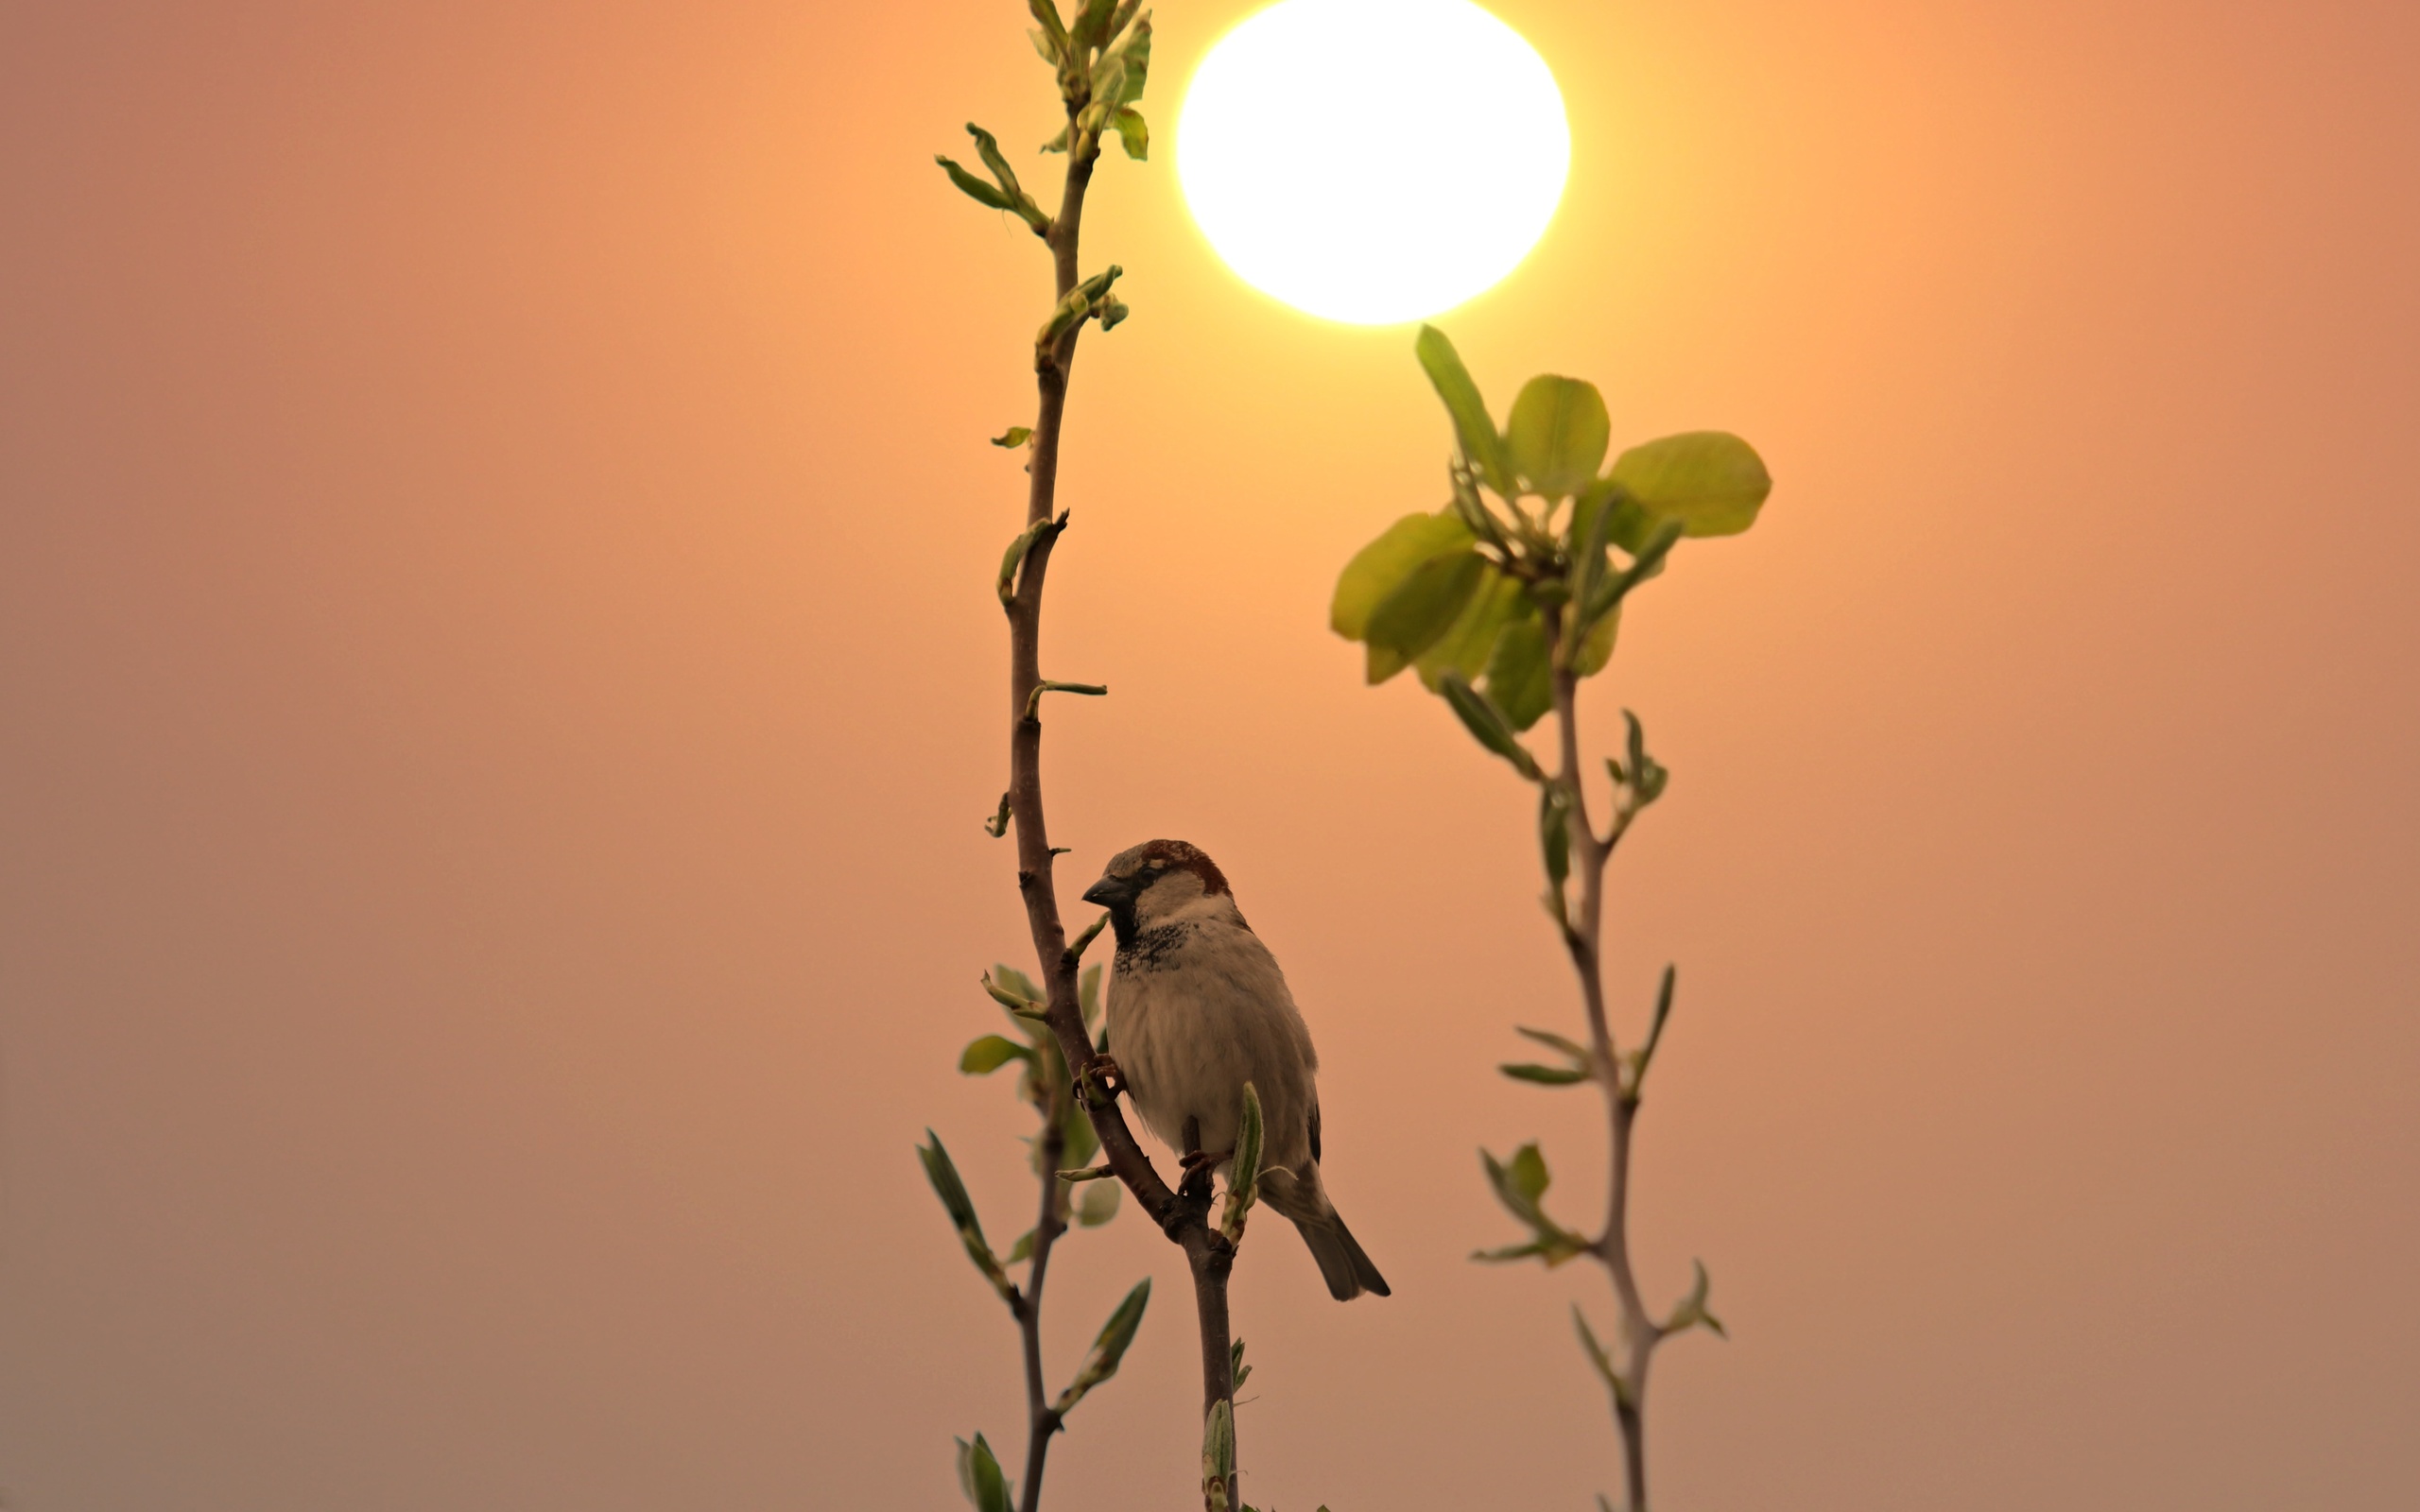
top-left (931, 963), bottom-right (1153, 1510)
top-left (1331, 326), bottom-right (1772, 758)
top-left (936, 4), bottom-right (1152, 365)
top-left (959, 962), bottom-right (1122, 1233)
top-left (914, 962), bottom-right (1122, 1315)
top-left (942, 0), bottom-right (1152, 238)
top-left (1032, 0), bottom-right (1154, 160)
top-left (1473, 1142), bottom-right (1592, 1267)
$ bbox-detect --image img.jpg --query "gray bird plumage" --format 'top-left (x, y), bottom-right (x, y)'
top-left (1081, 839), bottom-right (1390, 1301)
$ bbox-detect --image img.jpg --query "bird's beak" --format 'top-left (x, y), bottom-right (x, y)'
top-left (1081, 875), bottom-right (1129, 907)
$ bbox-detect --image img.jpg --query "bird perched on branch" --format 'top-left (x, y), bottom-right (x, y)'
top-left (1081, 839), bottom-right (1390, 1301)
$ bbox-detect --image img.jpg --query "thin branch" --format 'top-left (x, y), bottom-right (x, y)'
top-left (999, 58), bottom-right (1236, 1512)
top-left (1546, 605), bottom-right (1659, 1512)
top-left (1017, 1097), bottom-right (1069, 1512)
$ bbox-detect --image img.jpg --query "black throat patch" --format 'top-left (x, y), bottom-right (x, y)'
top-left (1115, 921), bottom-right (1193, 973)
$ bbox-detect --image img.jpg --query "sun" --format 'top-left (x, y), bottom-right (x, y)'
top-left (1176, 0), bottom-right (1570, 326)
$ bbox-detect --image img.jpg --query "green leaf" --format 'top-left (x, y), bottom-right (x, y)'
top-left (1075, 1177), bottom-right (1120, 1227)
top-left (1475, 1142), bottom-right (1593, 1267)
top-left (959, 1035), bottom-right (1031, 1075)
top-left (1079, 961), bottom-right (1103, 1028)
top-left (1566, 476), bottom-right (1616, 610)
top-left (1438, 673), bottom-right (1542, 780)
top-left (1483, 615), bottom-right (1553, 732)
top-left (1202, 1398), bottom-right (1236, 1505)
top-left (1072, 0), bottom-right (1116, 47)
top-left (1005, 1228), bottom-right (1036, 1264)
top-left (1665, 1258), bottom-right (1729, 1338)
top-left (1028, 26), bottom-right (1063, 65)
top-left (1219, 1081), bottom-right (1265, 1243)
top-left (1515, 1024), bottom-right (1591, 1062)
top-left (921, 1132), bottom-right (1015, 1302)
top-left (1573, 601), bottom-right (1620, 678)
top-left (918, 1130), bottom-right (980, 1233)
top-left (1105, 11), bottom-right (1150, 103)
top-left (1054, 1277), bottom-right (1151, 1415)
top-left (1506, 375), bottom-right (1611, 499)
top-left (997, 517), bottom-right (1055, 607)
top-left (1606, 431), bottom-right (1772, 538)
top-left (1507, 1142), bottom-right (1551, 1205)
top-left (964, 123), bottom-right (1047, 233)
top-left (1111, 106), bottom-right (1149, 160)
top-left (1065, 912), bottom-right (1110, 968)
top-left (1085, 11), bottom-right (1151, 117)
top-left (1230, 1337), bottom-right (1251, 1389)
top-left (1330, 510), bottom-right (1477, 641)
top-left (1501, 1062), bottom-right (1592, 1085)
top-left (1414, 326), bottom-right (1513, 496)
top-left (1593, 493), bottom-right (1654, 556)
top-left (1028, 0), bottom-right (1070, 52)
top-left (1580, 517), bottom-right (1683, 628)
top-left (936, 155), bottom-right (1011, 211)
top-left (1364, 550), bottom-right (1484, 679)
top-left (1037, 265), bottom-right (1123, 350)
top-left (1478, 1146), bottom-right (1531, 1222)
top-left (1413, 566), bottom-right (1526, 692)
top-left (992, 964), bottom-right (1041, 1006)
top-left (1573, 1304), bottom-right (1615, 1384)
top-left (1107, 0), bottom-right (1145, 45)
top-left (1061, 1095), bottom-right (1101, 1170)
top-left (1040, 122), bottom-right (1073, 153)
top-left (990, 426), bottom-right (1033, 449)
top-left (983, 972), bottom-right (1038, 1020)
top-left (1574, 1306), bottom-right (1634, 1410)
top-left (1621, 710), bottom-right (1668, 805)
top-left (1538, 783), bottom-right (1570, 890)
top-left (956, 1433), bottom-right (1014, 1512)
top-left (1630, 962), bottom-right (1678, 1090)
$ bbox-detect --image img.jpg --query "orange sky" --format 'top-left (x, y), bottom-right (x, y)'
top-left (3, 1), bottom-right (2415, 1508)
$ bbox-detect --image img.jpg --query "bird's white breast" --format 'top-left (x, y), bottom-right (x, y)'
top-left (1106, 916), bottom-right (1317, 1170)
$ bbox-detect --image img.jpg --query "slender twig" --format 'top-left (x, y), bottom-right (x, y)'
top-left (1546, 610), bottom-right (1656, 1512)
top-left (996, 27), bottom-right (1238, 1512)
top-left (1017, 1087), bottom-right (1070, 1512)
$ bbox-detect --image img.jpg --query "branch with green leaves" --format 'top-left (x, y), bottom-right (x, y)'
top-left (931, 8), bottom-right (1261, 1512)
top-left (919, 963), bottom-right (1152, 1511)
top-left (1332, 325), bottom-right (1770, 1512)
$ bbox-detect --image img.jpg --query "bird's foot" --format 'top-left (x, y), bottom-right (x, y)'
top-left (1080, 1054), bottom-right (1126, 1106)
top-left (1177, 1146), bottom-right (1233, 1202)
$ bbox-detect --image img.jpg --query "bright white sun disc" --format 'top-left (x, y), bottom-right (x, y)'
top-left (1177, 0), bottom-right (1569, 325)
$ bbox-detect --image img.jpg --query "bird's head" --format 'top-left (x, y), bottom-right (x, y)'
top-left (1081, 839), bottom-right (1236, 940)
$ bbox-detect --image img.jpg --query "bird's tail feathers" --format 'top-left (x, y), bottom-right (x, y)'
top-left (1289, 1209), bottom-right (1391, 1301)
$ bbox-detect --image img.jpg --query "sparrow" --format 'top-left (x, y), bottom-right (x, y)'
top-left (1081, 839), bottom-right (1390, 1301)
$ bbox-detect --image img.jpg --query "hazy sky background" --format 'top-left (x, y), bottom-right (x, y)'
top-left (4, 1), bottom-right (2415, 1508)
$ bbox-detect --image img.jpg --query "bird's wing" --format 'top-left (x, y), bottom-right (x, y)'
top-left (1308, 1093), bottom-right (1322, 1164)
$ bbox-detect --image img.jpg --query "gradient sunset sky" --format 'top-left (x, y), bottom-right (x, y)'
top-left (3, 1), bottom-right (2415, 1508)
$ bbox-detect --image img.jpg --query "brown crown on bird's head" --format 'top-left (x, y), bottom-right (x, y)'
top-left (1081, 839), bottom-right (1234, 936)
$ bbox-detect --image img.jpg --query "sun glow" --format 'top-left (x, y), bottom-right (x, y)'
top-left (1176, 0), bottom-right (1570, 326)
